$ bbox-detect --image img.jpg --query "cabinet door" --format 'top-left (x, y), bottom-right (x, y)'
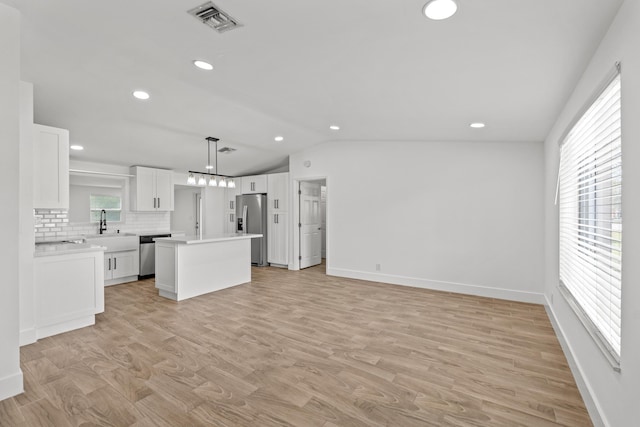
top-left (33, 124), bottom-right (69, 209)
top-left (268, 212), bottom-right (288, 265)
top-left (225, 212), bottom-right (236, 234)
top-left (155, 169), bottom-right (174, 211)
top-left (133, 167), bottom-right (156, 211)
top-left (112, 250), bottom-right (139, 279)
top-left (104, 254), bottom-right (113, 280)
top-left (267, 173), bottom-right (289, 212)
top-left (225, 186), bottom-right (240, 212)
top-left (242, 175), bottom-right (267, 194)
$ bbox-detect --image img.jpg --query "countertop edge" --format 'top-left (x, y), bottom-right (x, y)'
top-left (155, 234), bottom-right (263, 245)
top-left (34, 244), bottom-right (106, 258)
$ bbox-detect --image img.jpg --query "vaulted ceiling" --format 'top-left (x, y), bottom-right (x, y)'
top-left (15, 0), bottom-right (623, 175)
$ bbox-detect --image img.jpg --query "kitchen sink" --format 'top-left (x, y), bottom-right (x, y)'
top-left (84, 234), bottom-right (138, 252)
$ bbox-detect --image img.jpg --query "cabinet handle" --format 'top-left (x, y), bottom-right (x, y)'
top-left (114, 257), bottom-right (117, 270)
top-left (230, 201), bottom-right (234, 210)
top-left (251, 182), bottom-right (255, 191)
top-left (153, 197), bottom-right (156, 208)
top-left (108, 258), bottom-right (111, 270)
top-left (158, 198), bottom-right (160, 209)
top-left (275, 214), bottom-right (278, 224)
top-left (230, 213), bottom-right (234, 222)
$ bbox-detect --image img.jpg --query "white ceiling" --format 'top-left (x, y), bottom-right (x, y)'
top-left (15, 0), bottom-right (622, 176)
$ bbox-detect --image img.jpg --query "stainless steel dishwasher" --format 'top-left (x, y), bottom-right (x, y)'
top-left (139, 234), bottom-right (171, 278)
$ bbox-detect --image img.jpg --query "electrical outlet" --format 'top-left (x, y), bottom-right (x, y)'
top-left (375, 263), bottom-right (381, 271)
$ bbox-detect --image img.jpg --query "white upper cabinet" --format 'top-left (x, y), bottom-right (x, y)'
top-left (241, 174), bottom-right (267, 194)
top-left (267, 173), bottom-right (289, 212)
top-left (33, 124), bottom-right (69, 209)
top-left (130, 166), bottom-right (174, 211)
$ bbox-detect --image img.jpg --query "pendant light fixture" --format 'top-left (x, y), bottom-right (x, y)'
top-left (187, 137), bottom-right (236, 187)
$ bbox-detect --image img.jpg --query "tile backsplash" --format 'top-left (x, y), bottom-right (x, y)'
top-left (34, 209), bottom-right (170, 242)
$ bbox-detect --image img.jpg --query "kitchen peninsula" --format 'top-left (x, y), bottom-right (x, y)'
top-left (154, 233), bottom-right (262, 301)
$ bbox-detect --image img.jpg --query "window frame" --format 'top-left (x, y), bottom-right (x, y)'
top-left (89, 193), bottom-right (123, 224)
top-left (557, 63), bottom-right (622, 372)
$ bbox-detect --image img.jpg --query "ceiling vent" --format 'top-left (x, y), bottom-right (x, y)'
top-left (187, 2), bottom-right (242, 33)
top-left (218, 147), bottom-right (236, 154)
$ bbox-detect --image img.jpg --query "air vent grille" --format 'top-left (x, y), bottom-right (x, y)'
top-left (218, 147), bottom-right (236, 154)
top-left (188, 2), bottom-right (241, 33)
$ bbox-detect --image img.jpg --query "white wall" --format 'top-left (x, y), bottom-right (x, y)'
top-left (172, 187), bottom-right (201, 235)
top-left (0, 1), bottom-right (23, 400)
top-left (19, 82), bottom-right (35, 346)
top-left (543, 1), bottom-right (639, 425)
top-left (202, 187), bottom-right (225, 235)
top-left (290, 140), bottom-right (545, 303)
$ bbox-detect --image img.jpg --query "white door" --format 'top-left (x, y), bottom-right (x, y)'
top-left (299, 182), bottom-right (322, 269)
top-left (194, 193), bottom-right (202, 236)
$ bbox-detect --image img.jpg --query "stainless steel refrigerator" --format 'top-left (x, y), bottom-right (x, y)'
top-left (236, 194), bottom-right (268, 266)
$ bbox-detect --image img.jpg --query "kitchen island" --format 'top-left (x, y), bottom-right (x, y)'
top-left (154, 233), bottom-right (262, 301)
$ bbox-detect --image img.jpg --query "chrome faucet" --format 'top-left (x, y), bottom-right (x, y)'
top-left (99, 209), bottom-right (107, 234)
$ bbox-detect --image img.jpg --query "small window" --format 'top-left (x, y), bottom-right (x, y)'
top-left (90, 194), bottom-right (122, 222)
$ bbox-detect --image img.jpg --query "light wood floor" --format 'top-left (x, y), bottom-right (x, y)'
top-left (1, 263), bottom-right (591, 426)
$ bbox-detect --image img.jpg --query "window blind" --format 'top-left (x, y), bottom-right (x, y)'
top-left (559, 70), bottom-right (622, 366)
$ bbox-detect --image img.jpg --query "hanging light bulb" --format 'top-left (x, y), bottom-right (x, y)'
top-left (198, 175), bottom-right (207, 186)
top-left (219, 177), bottom-right (227, 188)
top-left (228, 179), bottom-right (235, 188)
top-left (187, 172), bottom-right (196, 185)
top-left (208, 175), bottom-right (218, 186)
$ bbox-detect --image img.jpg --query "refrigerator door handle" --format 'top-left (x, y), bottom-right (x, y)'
top-left (242, 205), bottom-right (248, 234)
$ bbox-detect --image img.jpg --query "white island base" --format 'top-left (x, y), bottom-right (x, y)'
top-left (154, 233), bottom-right (262, 301)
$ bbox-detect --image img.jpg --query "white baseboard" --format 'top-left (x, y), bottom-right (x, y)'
top-left (19, 328), bottom-right (36, 347)
top-left (544, 296), bottom-right (606, 427)
top-left (0, 370), bottom-right (23, 401)
top-left (35, 315), bottom-right (95, 341)
top-left (105, 275), bottom-right (139, 287)
top-left (327, 268), bottom-right (545, 304)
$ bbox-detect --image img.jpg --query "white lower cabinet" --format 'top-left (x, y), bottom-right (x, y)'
top-left (268, 212), bottom-right (288, 266)
top-left (104, 250), bottom-right (139, 285)
top-left (32, 250), bottom-right (104, 342)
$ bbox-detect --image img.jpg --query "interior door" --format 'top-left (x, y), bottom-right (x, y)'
top-left (299, 182), bottom-right (322, 269)
top-left (195, 193), bottom-right (201, 236)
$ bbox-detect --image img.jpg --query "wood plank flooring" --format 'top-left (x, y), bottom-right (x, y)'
top-left (1, 263), bottom-right (592, 426)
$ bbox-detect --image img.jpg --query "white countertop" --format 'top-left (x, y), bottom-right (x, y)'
top-left (155, 233), bottom-right (263, 245)
top-left (34, 242), bottom-right (105, 257)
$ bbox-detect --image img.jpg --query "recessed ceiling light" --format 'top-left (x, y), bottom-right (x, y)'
top-left (423, 0), bottom-right (458, 20)
top-left (329, 125), bottom-right (340, 130)
top-left (70, 145), bottom-right (84, 151)
top-left (132, 90), bottom-right (150, 100)
top-left (193, 60), bottom-right (213, 71)
top-left (470, 122), bottom-right (486, 128)
top-left (274, 136), bottom-right (284, 142)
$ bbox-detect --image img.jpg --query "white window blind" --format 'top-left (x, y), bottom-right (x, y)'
top-left (559, 70), bottom-right (622, 366)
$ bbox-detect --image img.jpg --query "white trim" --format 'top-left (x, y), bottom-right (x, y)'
top-left (0, 370), bottom-right (23, 401)
top-left (36, 315), bottom-right (95, 340)
top-left (327, 267), bottom-right (545, 304)
top-left (545, 295), bottom-right (607, 427)
top-left (19, 328), bottom-right (36, 346)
